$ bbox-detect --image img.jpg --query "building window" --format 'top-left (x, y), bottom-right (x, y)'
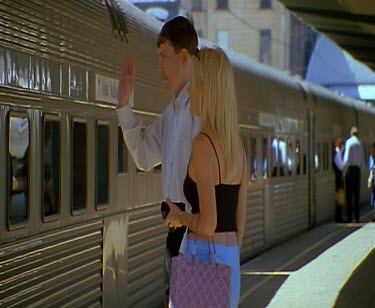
top-left (217, 0), bottom-right (228, 10)
top-left (192, 0), bottom-right (203, 11)
top-left (260, 29), bottom-right (272, 65)
top-left (43, 116), bottom-right (61, 219)
top-left (217, 31), bottom-right (229, 49)
top-left (260, 0), bottom-right (271, 9)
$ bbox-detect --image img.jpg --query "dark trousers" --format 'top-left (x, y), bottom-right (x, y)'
top-left (345, 166), bottom-right (361, 222)
top-left (162, 202), bottom-right (186, 307)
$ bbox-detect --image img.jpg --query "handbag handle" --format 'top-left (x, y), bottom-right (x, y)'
top-left (186, 230), bottom-right (218, 264)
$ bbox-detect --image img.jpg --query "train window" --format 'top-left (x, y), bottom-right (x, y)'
top-left (118, 127), bottom-right (128, 174)
top-left (322, 142), bottom-right (329, 171)
top-left (0, 47), bottom-right (5, 84)
top-left (43, 116), bottom-right (61, 219)
top-left (271, 137), bottom-right (277, 177)
top-left (96, 123), bottom-right (110, 207)
top-left (41, 58), bottom-right (52, 93)
top-left (72, 120), bottom-right (87, 213)
top-left (262, 137), bottom-right (268, 179)
top-left (18, 52), bottom-right (30, 89)
top-left (315, 143), bottom-right (321, 172)
top-left (6, 49), bottom-right (18, 86)
top-left (286, 139), bottom-right (293, 176)
top-left (8, 114), bottom-right (30, 227)
top-left (279, 138), bottom-right (286, 176)
top-left (271, 137), bottom-right (286, 177)
top-left (30, 56), bottom-right (40, 91)
top-left (260, 0), bottom-right (272, 9)
top-left (296, 140), bottom-right (301, 175)
top-left (69, 66), bottom-right (87, 99)
top-left (250, 137), bottom-right (257, 181)
top-left (302, 141), bottom-right (307, 175)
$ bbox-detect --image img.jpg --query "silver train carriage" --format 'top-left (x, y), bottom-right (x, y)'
top-left (1, 0), bottom-right (374, 307)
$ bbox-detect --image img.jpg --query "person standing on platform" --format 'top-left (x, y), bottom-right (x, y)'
top-left (116, 16), bottom-right (201, 307)
top-left (166, 47), bottom-right (248, 308)
top-left (333, 137), bottom-right (345, 222)
top-left (343, 126), bottom-right (364, 223)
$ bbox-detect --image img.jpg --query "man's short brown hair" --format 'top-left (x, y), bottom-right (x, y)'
top-left (157, 15), bottom-right (198, 55)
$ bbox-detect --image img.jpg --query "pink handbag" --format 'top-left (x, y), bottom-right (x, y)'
top-left (170, 240), bottom-right (232, 308)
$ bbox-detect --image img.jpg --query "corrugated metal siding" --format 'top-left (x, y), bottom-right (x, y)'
top-left (0, 220), bottom-right (103, 307)
top-left (241, 184), bottom-right (265, 260)
top-left (127, 203), bottom-right (165, 308)
top-left (267, 178), bottom-right (309, 243)
top-left (0, 0), bottom-right (162, 90)
top-left (315, 173), bottom-right (335, 224)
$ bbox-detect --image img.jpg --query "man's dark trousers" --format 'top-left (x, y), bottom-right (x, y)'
top-left (163, 202), bottom-right (186, 307)
top-left (346, 166), bottom-right (361, 222)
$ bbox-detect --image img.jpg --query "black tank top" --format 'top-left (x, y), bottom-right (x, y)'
top-left (183, 133), bottom-right (243, 232)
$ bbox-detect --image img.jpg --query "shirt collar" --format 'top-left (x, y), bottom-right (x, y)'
top-left (173, 82), bottom-right (190, 109)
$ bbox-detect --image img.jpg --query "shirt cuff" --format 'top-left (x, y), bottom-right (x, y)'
top-left (116, 104), bottom-right (137, 129)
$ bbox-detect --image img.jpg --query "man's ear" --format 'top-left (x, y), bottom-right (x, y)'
top-left (181, 48), bottom-right (190, 66)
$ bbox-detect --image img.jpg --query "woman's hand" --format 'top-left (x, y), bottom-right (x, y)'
top-left (165, 199), bottom-right (183, 228)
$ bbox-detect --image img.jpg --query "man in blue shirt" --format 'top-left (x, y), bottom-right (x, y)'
top-left (343, 126), bottom-right (364, 223)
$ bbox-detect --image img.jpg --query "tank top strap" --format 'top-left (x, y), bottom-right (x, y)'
top-left (201, 133), bottom-right (221, 183)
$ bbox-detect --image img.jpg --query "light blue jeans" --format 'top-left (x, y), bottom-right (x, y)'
top-left (179, 237), bottom-right (240, 308)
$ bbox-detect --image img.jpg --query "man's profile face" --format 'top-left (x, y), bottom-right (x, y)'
top-left (157, 41), bottom-right (184, 93)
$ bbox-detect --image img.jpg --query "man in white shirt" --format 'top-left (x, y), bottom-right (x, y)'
top-left (116, 16), bottom-right (200, 306)
top-left (343, 126), bottom-right (364, 223)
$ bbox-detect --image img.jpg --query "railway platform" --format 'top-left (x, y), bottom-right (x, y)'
top-left (239, 203), bottom-right (375, 308)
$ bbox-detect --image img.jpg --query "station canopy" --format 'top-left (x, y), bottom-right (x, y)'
top-left (278, 0), bottom-right (375, 72)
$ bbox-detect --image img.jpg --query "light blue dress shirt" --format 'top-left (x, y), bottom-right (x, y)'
top-left (117, 83), bottom-right (201, 208)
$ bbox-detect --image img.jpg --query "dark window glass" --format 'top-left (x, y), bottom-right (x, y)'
top-left (0, 47), bottom-right (5, 84)
top-left (323, 142), bottom-right (329, 171)
top-left (250, 137), bottom-right (257, 181)
top-left (118, 127), bottom-right (128, 174)
top-left (271, 137), bottom-right (278, 177)
top-left (217, 0), bottom-right (228, 10)
top-left (97, 124), bottom-right (110, 206)
top-left (72, 121), bottom-right (87, 212)
top-left (286, 139), bottom-right (293, 176)
top-left (260, 29), bottom-right (272, 65)
top-left (315, 143), bottom-right (321, 172)
top-left (260, 0), bottom-right (271, 9)
top-left (262, 137), bottom-right (268, 179)
top-left (8, 115), bottom-right (30, 225)
top-left (43, 117), bottom-right (60, 218)
top-left (296, 139), bottom-right (301, 175)
top-left (279, 138), bottom-right (286, 176)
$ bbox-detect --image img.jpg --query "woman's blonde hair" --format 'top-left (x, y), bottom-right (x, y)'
top-left (191, 47), bottom-right (240, 176)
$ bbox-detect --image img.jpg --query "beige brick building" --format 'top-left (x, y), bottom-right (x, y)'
top-left (182, 0), bottom-right (291, 71)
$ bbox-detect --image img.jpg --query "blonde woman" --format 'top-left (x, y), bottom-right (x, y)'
top-left (166, 47), bottom-right (248, 307)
